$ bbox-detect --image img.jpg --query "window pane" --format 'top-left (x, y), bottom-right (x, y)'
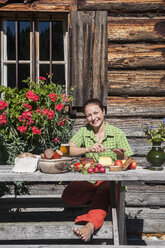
top-left (7, 64), bottom-right (16, 88)
top-left (18, 21), bottom-right (30, 60)
top-left (39, 64), bottom-right (49, 79)
top-left (18, 64), bottom-right (30, 89)
top-left (39, 22), bottom-right (50, 61)
top-left (3, 21), bottom-right (15, 60)
top-left (52, 64), bottom-right (65, 86)
top-left (39, 64), bottom-right (65, 86)
top-left (52, 22), bottom-right (64, 61)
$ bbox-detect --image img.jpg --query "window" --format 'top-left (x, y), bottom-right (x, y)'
top-left (1, 15), bottom-right (68, 89)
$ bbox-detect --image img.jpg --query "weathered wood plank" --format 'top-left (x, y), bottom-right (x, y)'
top-left (108, 43), bottom-right (165, 69)
top-left (71, 11), bottom-right (107, 107)
top-left (108, 17), bottom-right (165, 42)
top-left (126, 207), bottom-right (165, 233)
top-left (0, 167), bottom-right (165, 182)
top-left (78, 0), bottom-right (165, 12)
top-left (126, 192), bottom-right (165, 206)
top-left (107, 96), bottom-right (165, 117)
top-left (108, 70), bottom-right (165, 96)
top-left (0, 221), bottom-right (113, 240)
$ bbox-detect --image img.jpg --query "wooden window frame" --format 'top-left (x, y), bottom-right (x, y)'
top-left (0, 13), bottom-right (68, 88)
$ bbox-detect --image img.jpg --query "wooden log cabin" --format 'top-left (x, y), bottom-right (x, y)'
top-left (0, 0), bottom-right (165, 246)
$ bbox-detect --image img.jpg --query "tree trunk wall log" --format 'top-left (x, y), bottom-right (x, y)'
top-left (108, 43), bottom-right (165, 69)
top-left (108, 17), bottom-right (165, 42)
top-left (77, 0), bottom-right (165, 12)
top-left (107, 96), bottom-right (165, 117)
top-left (108, 70), bottom-right (165, 96)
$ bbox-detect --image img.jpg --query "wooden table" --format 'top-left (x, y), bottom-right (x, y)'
top-left (0, 165), bottom-right (165, 246)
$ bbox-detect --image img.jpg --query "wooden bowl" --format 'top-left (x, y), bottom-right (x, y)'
top-left (109, 165), bottom-right (122, 172)
top-left (38, 157), bottom-right (72, 174)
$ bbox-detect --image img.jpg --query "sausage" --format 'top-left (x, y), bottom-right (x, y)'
top-left (44, 148), bottom-right (54, 159)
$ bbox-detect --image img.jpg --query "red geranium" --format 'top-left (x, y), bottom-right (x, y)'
top-left (54, 137), bottom-right (60, 143)
top-left (24, 103), bottom-right (32, 111)
top-left (47, 110), bottom-right (55, 119)
top-left (26, 90), bottom-right (39, 101)
top-left (0, 113), bottom-right (7, 125)
top-left (32, 126), bottom-right (41, 135)
top-left (48, 93), bottom-right (58, 102)
top-left (17, 125), bottom-right (27, 133)
top-left (55, 103), bottom-right (64, 112)
top-left (0, 100), bottom-right (8, 110)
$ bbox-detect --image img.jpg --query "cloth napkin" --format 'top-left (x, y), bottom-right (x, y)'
top-left (12, 155), bottom-right (40, 173)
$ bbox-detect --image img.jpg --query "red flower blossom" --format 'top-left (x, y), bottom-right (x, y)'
top-left (55, 103), bottom-right (64, 112)
top-left (18, 111), bottom-right (32, 122)
top-left (42, 108), bottom-right (49, 116)
top-left (48, 93), bottom-right (58, 102)
top-left (47, 110), bottom-right (55, 119)
top-left (0, 113), bottom-right (7, 125)
top-left (54, 137), bottom-right (60, 143)
top-left (17, 125), bottom-right (27, 133)
top-left (32, 126), bottom-right (41, 135)
top-left (24, 103), bottom-right (32, 111)
top-left (0, 100), bottom-right (8, 110)
top-left (39, 76), bottom-right (46, 81)
top-left (26, 90), bottom-right (39, 101)
top-left (58, 120), bottom-right (64, 126)
top-left (36, 107), bottom-right (41, 114)
top-left (26, 119), bottom-right (34, 126)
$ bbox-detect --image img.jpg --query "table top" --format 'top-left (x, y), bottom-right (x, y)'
top-left (0, 165), bottom-right (164, 182)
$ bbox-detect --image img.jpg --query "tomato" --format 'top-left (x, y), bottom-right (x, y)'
top-left (129, 160), bottom-right (137, 170)
top-left (114, 160), bottom-right (123, 166)
top-left (74, 162), bottom-right (82, 171)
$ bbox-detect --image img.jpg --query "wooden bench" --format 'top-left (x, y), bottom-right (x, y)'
top-left (0, 165), bottom-right (165, 247)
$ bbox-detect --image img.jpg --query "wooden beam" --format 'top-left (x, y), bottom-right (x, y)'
top-left (108, 70), bottom-right (165, 96)
top-left (108, 17), bottom-right (165, 42)
top-left (0, 3), bottom-right (70, 12)
top-left (108, 43), bottom-right (165, 69)
top-left (78, 0), bottom-right (165, 12)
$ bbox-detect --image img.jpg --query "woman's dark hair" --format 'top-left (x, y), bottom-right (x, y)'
top-left (83, 98), bottom-right (104, 113)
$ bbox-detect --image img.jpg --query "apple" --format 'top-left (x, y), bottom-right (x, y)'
top-left (114, 160), bottom-right (123, 166)
top-left (99, 167), bottom-right (106, 173)
top-left (129, 160), bottom-right (137, 170)
top-left (87, 167), bottom-right (94, 173)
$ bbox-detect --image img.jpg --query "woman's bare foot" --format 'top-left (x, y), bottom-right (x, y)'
top-left (73, 222), bottom-right (95, 242)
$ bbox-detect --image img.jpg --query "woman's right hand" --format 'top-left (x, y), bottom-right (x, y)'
top-left (88, 143), bottom-right (106, 153)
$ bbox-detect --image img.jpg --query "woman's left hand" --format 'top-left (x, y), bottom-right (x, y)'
top-left (111, 148), bottom-right (126, 160)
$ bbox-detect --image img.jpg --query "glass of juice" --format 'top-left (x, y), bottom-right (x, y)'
top-left (60, 144), bottom-right (70, 157)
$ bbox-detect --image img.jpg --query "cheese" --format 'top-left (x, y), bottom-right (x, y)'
top-left (99, 156), bottom-right (113, 166)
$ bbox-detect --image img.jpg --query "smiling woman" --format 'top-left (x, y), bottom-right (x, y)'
top-left (62, 98), bottom-right (134, 242)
